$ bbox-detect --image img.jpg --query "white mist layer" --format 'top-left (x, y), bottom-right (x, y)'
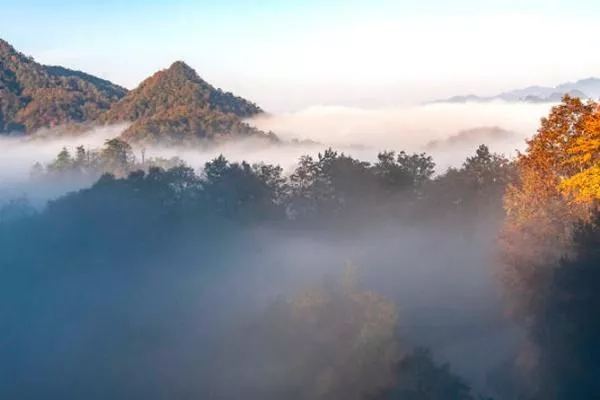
top-left (0, 101), bottom-right (554, 204)
top-left (148, 101), bottom-right (554, 175)
top-left (0, 124), bottom-right (128, 182)
top-left (249, 101), bottom-right (554, 163)
top-left (0, 125), bottom-right (128, 205)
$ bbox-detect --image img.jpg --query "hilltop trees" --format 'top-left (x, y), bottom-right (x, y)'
top-left (420, 144), bottom-right (515, 224)
top-left (36, 141), bottom-right (516, 228)
top-left (99, 138), bottom-right (135, 175)
top-left (35, 139), bottom-right (188, 182)
top-left (287, 149), bottom-right (438, 222)
top-left (201, 156), bottom-right (286, 221)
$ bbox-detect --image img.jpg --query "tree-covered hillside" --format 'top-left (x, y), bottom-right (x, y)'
top-left (101, 61), bottom-right (269, 144)
top-left (0, 39), bottom-right (126, 133)
top-left (0, 39), bottom-right (272, 145)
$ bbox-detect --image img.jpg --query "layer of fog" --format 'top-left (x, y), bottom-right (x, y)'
top-left (2, 218), bottom-right (519, 398)
top-left (0, 101), bottom-right (552, 206)
top-left (249, 101), bottom-right (553, 163)
top-left (155, 102), bottom-right (551, 176)
top-left (0, 124), bottom-right (128, 206)
top-left (228, 223), bottom-right (521, 395)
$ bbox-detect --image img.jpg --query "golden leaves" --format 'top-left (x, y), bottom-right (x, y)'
top-left (560, 165), bottom-right (600, 204)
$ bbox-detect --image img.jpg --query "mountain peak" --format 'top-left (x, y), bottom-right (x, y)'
top-left (102, 59), bottom-right (265, 144)
top-left (168, 60), bottom-right (194, 72)
top-left (165, 60), bottom-right (200, 80)
top-left (105, 59), bottom-right (262, 123)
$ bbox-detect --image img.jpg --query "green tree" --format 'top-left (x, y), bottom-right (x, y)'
top-left (100, 138), bottom-right (135, 176)
top-left (47, 147), bottom-right (73, 173)
top-left (202, 155), bottom-right (284, 220)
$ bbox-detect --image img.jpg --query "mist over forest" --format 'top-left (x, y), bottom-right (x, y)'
top-left (0, 135), bottom-right (516, 399)
top-left (2, 34), bottom-right (600, 400)
top-left (0, 100), bottom-right (551, 206)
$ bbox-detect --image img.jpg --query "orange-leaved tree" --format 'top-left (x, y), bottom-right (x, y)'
top-left (559, 104), bottom-right (600, 203)
top-left (499, 96), bottom-right (600, 391)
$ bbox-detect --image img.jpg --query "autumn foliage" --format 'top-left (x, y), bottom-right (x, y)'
top-left (1, 39), bottom-right (269, 144)
top-left (499, 96), bottom-right (600, 398)
top-left (0, 39), bottom-right (126, 133)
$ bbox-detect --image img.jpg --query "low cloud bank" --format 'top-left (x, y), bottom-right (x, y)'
top-left (249, 101), bottom-right (554, 159)
top-left (0, 101), bottom-right (553, 204)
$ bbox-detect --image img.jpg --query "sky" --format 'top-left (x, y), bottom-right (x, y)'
top-left (2, 0), bottom-right (600, 111)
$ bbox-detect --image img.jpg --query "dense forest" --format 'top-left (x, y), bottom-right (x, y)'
top-left (1, 126), bottom-right (512, 398)
top-left (3, 47), bottom-right (600, 398)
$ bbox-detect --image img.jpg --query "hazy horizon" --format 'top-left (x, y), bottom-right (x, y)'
top-left (3, 0), bottom-right (600, 112)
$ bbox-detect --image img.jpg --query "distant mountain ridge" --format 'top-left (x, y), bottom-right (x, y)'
top-left (0, 38), bottom-right (271, 144)
top-left (431, 78), bottom-right (600, 104)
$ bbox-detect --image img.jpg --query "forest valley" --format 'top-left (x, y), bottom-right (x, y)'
top-left (2, 96), bottom-right (600, 400)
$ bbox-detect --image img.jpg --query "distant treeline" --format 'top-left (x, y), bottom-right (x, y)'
top-left (16, 138), bottom-right (514, 228)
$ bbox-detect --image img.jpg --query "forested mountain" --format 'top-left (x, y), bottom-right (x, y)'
top-left (103, 61), bottom-right (261, 122)
top-left (0, 39), bottom-right (126, 133)
top-left (101, 60), bottom-right (269, 145)
top-left (0, 39), bottom-right (272, 145)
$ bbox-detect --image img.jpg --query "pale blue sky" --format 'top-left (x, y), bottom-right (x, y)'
top-left (2, 0), bottom-right (600, 111)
